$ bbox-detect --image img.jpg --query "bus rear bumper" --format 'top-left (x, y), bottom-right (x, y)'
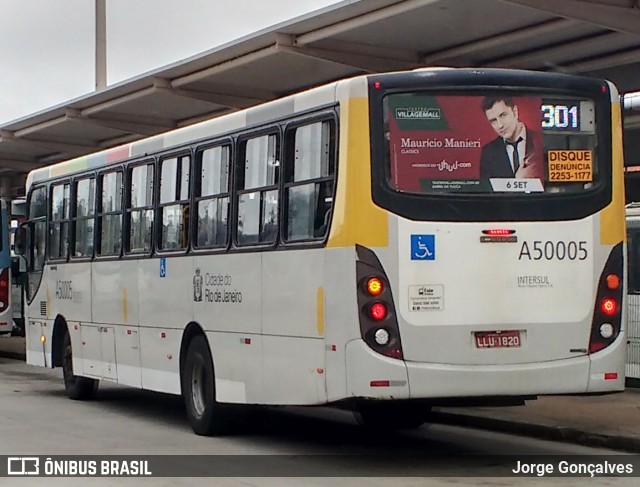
top-left (345, 338), bottom-right (625, 401)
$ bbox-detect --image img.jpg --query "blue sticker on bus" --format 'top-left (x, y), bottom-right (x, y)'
top-left (411, 235), bottom-right (435, 260)
top-left (160, 257), bottom-right (166, 278)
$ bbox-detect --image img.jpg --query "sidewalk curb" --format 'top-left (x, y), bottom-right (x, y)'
top-left (430, 411), bottom-right (640, 453)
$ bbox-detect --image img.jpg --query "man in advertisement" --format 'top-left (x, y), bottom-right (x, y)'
top-left (479, 96), bottom-right (544, 180)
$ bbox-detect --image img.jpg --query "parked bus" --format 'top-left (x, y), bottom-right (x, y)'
top-left (625, 203), bottom-right (640, 381)
top-left (16, 68), bottom-right (627, 435)
top-left (0, 199), bottom-right (12, 334)
top-left (10, 198), bottom-right (27, 335)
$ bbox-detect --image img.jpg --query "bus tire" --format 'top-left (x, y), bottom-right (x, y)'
top-left (183, 335), bottom-right (224, 436)
top-left (62, 330), bottom-right (98, 400)
top-left (354, 402), bottom-right (431, 430)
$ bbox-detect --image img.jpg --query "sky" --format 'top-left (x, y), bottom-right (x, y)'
top-left (0, 0), bottom-right (340, 124)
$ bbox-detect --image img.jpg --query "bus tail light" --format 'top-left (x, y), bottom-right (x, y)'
top-left (600, 298), bottom-right (617, 315)
top-left (365, 277), bottom-right (384, 296)
top-left (0, 268), bottom-right (9, 312)
top-left (368, 302), bottom-right (387, 321)
top-left (589, 244), bottom-right (623, 354)
top-left (356, 245), bottom-right (403, 360)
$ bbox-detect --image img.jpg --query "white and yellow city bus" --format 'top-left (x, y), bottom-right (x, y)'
top-left (16, 68), bottom-right (627, 435)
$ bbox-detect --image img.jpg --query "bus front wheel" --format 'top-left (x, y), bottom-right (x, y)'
top-left (182, 335), bottom-right (225, 436)
top-left (62, 331), bottom-right (98, 400)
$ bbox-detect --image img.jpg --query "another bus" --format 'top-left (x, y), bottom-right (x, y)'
top-left (625, 203), bottom-right (640, 381)
top-left (10, 198), bottom-right (27, 336)
top-left (0, 198), bottom-right (13, 335)
top-left (16, 68), bottom-right (627, 435)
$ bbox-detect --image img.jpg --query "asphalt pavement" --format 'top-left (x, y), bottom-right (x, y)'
top-left (1, 335), bottom-right (638, 452)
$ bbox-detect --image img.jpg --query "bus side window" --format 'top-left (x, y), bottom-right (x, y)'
top-left (284, 119), bottom-right (335, 242)
top-left (159, 154), bottom-right (190, 251)
top-left (195, 145), bottom-right (230, 249)
top-left (127, 163), bottom-right (155, 254)
top-left (236, 134), bottom-right (280, 246)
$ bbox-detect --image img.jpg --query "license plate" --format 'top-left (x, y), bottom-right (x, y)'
top-left (474, 330), bottom-right (521, 349)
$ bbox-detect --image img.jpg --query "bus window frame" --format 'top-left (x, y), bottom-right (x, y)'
top-left (156, 149), bottom-right (193, 255)
top-left (70, 173), bottom-right (98, 262)
top-left (48, 179), bottom-right (71, 263)
top-left (124, 159), bottom-right (156, 258)
top-left (281, 113), bottom-right (338, 246)
top-left (192, 139), bottom-right (234, 254)
top-left (233, 126), bottom-right (282, 250)
top-left (95, 165), bottom-right (125, 261)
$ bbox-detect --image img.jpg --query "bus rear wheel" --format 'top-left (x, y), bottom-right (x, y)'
top-left (62, 330), bottom-right (98, 400)
top-left (354, 402), bottom-right (431, 429)
top-left (183, 335), bottom-right (225, 436)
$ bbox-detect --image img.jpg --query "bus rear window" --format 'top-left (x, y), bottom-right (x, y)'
top-left (384, 93), bottom-right (598, 195)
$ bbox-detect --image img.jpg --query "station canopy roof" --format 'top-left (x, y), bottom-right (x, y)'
top-left (2, 0), bottom-right (640, 194)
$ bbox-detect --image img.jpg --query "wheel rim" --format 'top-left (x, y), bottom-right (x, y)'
top-left (190, 360), bottom-right (206, 417)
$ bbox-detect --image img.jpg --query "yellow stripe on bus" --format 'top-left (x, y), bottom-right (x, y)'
top-left (327, 97), bottom-right (388, 248)
top-left (600, 101), bottom-right (626, 245)
top-left (316, 286), bottom-right (325, 337)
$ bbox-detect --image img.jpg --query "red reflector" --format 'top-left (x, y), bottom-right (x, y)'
top-left (369, 303), bottom-right (387, 321)
top-left (606, 274), bottom-right (621, 290)
top-left (482, 229), bottom-right (515, 236)
top-left (127, 330), bottom-right (131, 335)
top-left (161, 332), bottom-right (166, 338)
top-left (384, 348), bottom-right (403, 360)
top-left (244, 338), bottom-right (251, 345)
top-left (331, 344), bottom-right (337, 351)
top-left (601, 298), bottom-right (617, 315)
top-left (370, 380), bottom-right (390, 387)
top-left (604, 372), bottom-right (618, 380)
top-left (374, 81), bottom-right (381, 89)
top-left (589, 342), bottom-right (606, 353)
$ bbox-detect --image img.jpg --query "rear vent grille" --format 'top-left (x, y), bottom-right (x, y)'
top-left (40, 301), bottom-right (47, 317)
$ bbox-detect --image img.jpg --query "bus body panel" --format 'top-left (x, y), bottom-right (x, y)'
top-left (346, 339), bottom-right (409, 399)
top-left (113, 323), bottom-right (142, 388)
top-left (346, 332), bottom-right (625, 398)
top-left (261, 335), bottom-right (327, 405)
top-left (208, 330), bottom-right (263, 403)
top-left (324, 247), bottom-right (361, 402)
top-left (261, 249), bottom-right (326, 339)
top-left (49, 262), bottom-right (91, 322)
top-left (586, 330), bottom-right (627, 391)
top-left (392, 215), bottom-right (603, 365)
top-left (138, 258), bottom-right (193, 330)
top-left (93, 260), bottom-right (138, 326)
top-left (26, 319), bottom-right (46, 367)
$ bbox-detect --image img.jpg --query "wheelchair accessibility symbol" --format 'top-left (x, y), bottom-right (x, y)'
top-left (411, 235), bottom-right (435, 260)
